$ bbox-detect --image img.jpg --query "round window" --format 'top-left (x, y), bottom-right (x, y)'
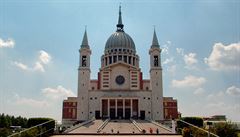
top-left (115, 75), bottom-right (125, 85)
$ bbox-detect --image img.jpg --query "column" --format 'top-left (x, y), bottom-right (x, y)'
top-left (108, 99), bottom-right (110, 118)
top-left (123, 99), bottom-right (125, 118)
top-left (138, 98), bottom-right (140, 119)
top-left (130, 99), bottom-right (133, 117)
top-left (115, 99), bottom-right (117, 118)
top-left (100, 99), bottom-right (102, 118)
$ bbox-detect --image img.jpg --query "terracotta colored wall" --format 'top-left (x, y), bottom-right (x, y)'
top-left (163, 100), bottom-right (178, 119)
top-left (62, 102), bottom-right (77, 119)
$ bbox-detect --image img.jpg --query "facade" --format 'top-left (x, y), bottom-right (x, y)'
top-left (62, 6), bottom-right (177, 125)
top-left (163, 97), bottom-right (178, 120)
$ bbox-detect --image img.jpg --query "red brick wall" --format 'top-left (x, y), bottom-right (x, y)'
top-left (163, 100), bottom-right (178, 119)
top-left (62, 101), bottom-right (77, 119)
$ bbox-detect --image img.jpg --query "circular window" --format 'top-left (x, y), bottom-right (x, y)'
top-left (115, 75), bottom-right (125, 85)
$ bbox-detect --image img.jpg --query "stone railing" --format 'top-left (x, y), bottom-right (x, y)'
top-left (148, 120), bottom-right (172, 132)
top-left (130, 119), bottom-right (143, 132)
top-left (64, 118), bottom-right (95, 133)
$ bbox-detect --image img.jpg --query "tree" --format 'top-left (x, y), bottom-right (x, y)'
top-left (0, 128), bottom-right (11, 137)
top-left (212, 122), bottom-right (238, 137)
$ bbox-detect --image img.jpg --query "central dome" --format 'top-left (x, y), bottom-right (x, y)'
top-left (104, 5), bottom-right (136, 53)
top-left (105, 31), bottom-right (135, 52)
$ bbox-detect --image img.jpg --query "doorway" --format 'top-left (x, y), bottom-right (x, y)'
top-left (140, 111), bottom-right (145, 120)
top-left (125, 108), bottom-right (131, 119)
top-left (110, 108), bottom-right (115, 119)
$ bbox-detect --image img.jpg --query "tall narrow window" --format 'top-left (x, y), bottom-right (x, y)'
top-left (133, 57), bottom-right (135, 66)
top-left (154, 56), bottom-right (159, 67)
top-left (113, 56), bottom-right (117, 63)
top-left (118, 55), bottom-right (122, 61)
top-left (128, 56), bottom-right (132, 64)
top-left (124, 56), bottom-right (127, 63)
top-left (105, 57), bottom-right (108, 66)
top-left (82, 56), bottom-right (87, 67)
top-left (109, 56), bottom-right (112, 64)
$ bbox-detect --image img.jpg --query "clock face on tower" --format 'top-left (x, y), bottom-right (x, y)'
top-left (115, 75), bottom-right (125, 85)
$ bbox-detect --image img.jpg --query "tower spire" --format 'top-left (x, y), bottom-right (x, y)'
top-left (81, 27), bottom-right (89, 48)
top-left (151, 27), bottom-right (160, 48)
top-left (116, 4), bottom-right (124, 32)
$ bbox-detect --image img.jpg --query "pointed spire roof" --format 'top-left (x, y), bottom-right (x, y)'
top-left (116, 4), bottom-right (124, 32)
top-left (151, 28), bottom-right (160, 48)
top-left (81, 28), bottom-right (89, 49)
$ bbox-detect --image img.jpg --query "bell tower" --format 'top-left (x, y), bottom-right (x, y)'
top-left (77, 29), bottom-right (91, 121)
top-left (149, 28), bottom-right (164, 121)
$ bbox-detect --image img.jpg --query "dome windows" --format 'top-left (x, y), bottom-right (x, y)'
top-left (101, 54), bottom-right (139, 67)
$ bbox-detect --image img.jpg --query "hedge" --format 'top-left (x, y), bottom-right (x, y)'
top-left (177, 117), bottom-right (204, 129)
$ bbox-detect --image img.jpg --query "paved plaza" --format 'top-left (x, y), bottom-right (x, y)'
top-left (53, 120), bottom-right (182, 137)
top-left (68, 120), bottom-right (172, 134)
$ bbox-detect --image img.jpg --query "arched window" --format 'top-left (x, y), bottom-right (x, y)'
top-left (82, 56), bottom-right (87, 67)
top-left (154, 56), bottom-right (159, 67)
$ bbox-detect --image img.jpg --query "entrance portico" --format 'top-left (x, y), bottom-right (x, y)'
top-left (100, 98), bottom-right (139, 119)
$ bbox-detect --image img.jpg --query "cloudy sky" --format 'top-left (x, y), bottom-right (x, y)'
top-left (0, 0), bottom-right (239, 122)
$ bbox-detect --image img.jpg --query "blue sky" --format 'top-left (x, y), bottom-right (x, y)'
top-left (0, 0), bottom-right (239, 122)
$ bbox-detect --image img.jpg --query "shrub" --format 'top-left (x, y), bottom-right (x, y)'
top-left (179, 117), bottom-right (204, 128)
top-left (27, 118), bottom-right (55, 135)
top-left (212, 122), bottom-right (238, 137)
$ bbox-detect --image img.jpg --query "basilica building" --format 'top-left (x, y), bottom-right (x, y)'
top-left (62, 7), bottom-right (178, 125)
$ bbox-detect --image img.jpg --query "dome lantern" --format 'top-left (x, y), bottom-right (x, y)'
top-left (116, 5), bottom-right (124, 32)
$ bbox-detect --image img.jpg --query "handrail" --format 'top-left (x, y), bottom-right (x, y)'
top-left (97, 118), bottom-right (110, 133)
top-left (148, 120), bottom-right (172, 132)
top-left (130, 119), bottom-right (143, 132)
top-left (64, 117), bottom-right (95, 133)
top-left (8, 119), bottom-right (55, 137)
top-left (179, 120), bottom-right (219, 137)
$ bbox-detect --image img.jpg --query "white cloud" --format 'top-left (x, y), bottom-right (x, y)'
top-left (176, 48), bottom-right (184, 56)
top-left (194, 88), bottom-right (205, 95)
top-left (13, 61), bottom-right (29, 70)
top-left (0, 38), bottom-right (15, 48)
top-left (184, 53), bottom-right (198, 66)
top-left (14, 94), bottom-right (48, 107)
top-left (42, 85), bottom-right (75, 100)
top-left (162, 41), bottom-right (171, 55)
top-left (166, 41), bottom-right (171, 45)
top-left (163, 57), bottom-right (174, 65)
top-left (12, 50), bottom-right (51, 72)
top-left (33, 62), bottom-right (45, 72)
top-left (226, 86), bottom-right (240, 96)
top-left (204, 42), bottom-right (240, 71)
top-left (166, 65), bottom-right (176, 75)
top-left (172, 75), bottom-right (206, 88)
top-left (39, 50), bottom-right (51, 64)
top-left (207, 91), bottom-right (225, 101)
